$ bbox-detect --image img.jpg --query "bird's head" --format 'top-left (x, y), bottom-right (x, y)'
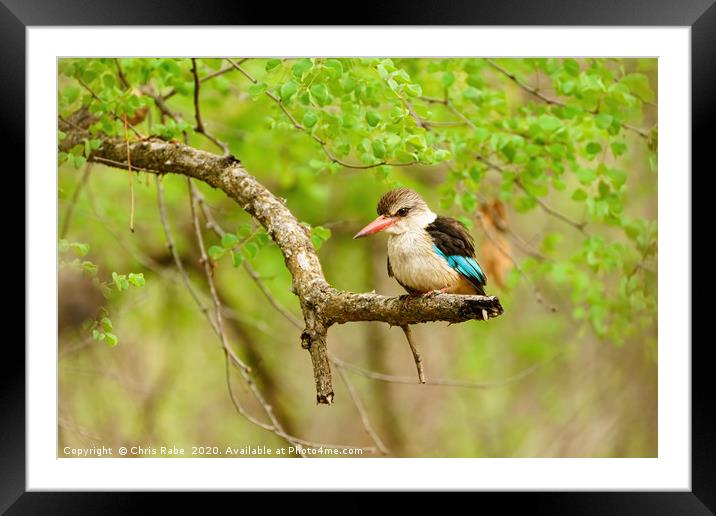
top-left (353, 188), bottom-right (436, 239)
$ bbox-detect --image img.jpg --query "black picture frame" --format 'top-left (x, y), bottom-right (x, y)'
top-left (4, 0), bottom-right (708, 512)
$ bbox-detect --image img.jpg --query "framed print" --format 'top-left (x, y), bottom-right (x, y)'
top-left (5, 0), bottom-right (710, 512)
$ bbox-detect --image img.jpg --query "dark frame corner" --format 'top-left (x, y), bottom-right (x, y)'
top-left (5, 0), bottom-right (710, 512)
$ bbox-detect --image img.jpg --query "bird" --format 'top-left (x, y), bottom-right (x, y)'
top-left (353, 187), bottom-right (487, 297)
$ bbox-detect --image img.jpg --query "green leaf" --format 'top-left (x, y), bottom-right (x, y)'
top-left (595, 113), bottom-right (613, 130)
top-left (80, 261), bottom-right (98, 275)
top-left (575, 167), bottom-right (597, 184)
top-left (101, 317), bottom-right (113, 332)
top-left (311, 226), bottom-right (332, 250)
top-left (208, 245), bottom-right (226, 260)
top-left (243, 242), bottom-right (259, 259)
top-left (366, 111), bottom-right (381, 127)
top-left (279, 81), bottom-right (299, 102)
top-left (128, 272), bottom-right (145, 287)
top-left (572, 188), bottom-right (588, 201)
top-left (610, 141), bottom-right (628, 156)
top-left (265, 59), bottom-right (282, 72)
top-left (586, 142), bottom-right (602, 155)
top-left (442, 71), bottom-right (455, 88)
top-left (309, 83), bottom-right (330, 104)
top-left (112, 272), bottom-right (129, 292)
top-left (324, 59), bottom-right (344, 78)
top-left (231, 250), bottom-right (244, 267)
top-left (104, 332), bottom-right (118, 347)
top-left (303, 110), bottom-right (319, 128)
top-left (538, 114), bottom-right (562, 133)
top-left (309, 159), bottom-right (327, 171)
top-left (460, 192), bottom-right (477, 213)
top-left (292, 58), bottom-right (313, 78)
top-left (221, 233), bottom-right (239, 249)
top-left (371, 139), bottom-right (386, 159)
top-left (621, 73), bottom-right (655, 102)
top-left (248, 82), bottom-right (268, 98)
top-left (237, 224), bottom-right (252, 238)
top-left (563, 58), bottom-right (580, 77)
top-left (70, 242), bottom-right (90, 257)
top-left (404, 84), bottom-right (422, 97)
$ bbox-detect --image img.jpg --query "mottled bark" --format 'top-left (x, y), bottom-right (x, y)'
top-left (59, 129), bottom-right (504, 404)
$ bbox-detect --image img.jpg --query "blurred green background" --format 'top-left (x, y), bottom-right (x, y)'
top-left (58, 57), bottom-right (657, 458)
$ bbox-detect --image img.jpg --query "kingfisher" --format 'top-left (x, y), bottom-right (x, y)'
top-left (354, 188), bottom-right (487, 297)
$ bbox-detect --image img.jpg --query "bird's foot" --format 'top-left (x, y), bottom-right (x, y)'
top-left (399, 293), bottom-right (420, 309)
top-left (421, 287), bottom-right (449, 298)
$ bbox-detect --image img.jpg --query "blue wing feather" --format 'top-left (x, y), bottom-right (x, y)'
top-left (433, 245), bottom-right (487, 286)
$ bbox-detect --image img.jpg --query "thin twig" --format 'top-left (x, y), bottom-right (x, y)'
top-left (485, 59), bottom-right (650, 139)
top-left (60, 162), bottom-right (92, 239)
top-left (122, 114), bottom-right (136, 232)
top-left (400, 325), bottom-right (425, 384)
top-left (193, 189), bottom-right (304, 329)
top-left (77, 78), bottom-right (143, 138)
top-left (334, 363), bottom-right (390, 455)
top-left (331, 353), bottom-right (559, 389)
top-left (475, 210), bottom-right (554, 310)
top-left (156, 176), bottom-right (220, 334)
top-left (162, 58), bottom-right (249, 101)
top-left (477, 156), bottom-right (588, 234)
top-left (114, 58), bottom-right (130, 90)
top-left (226, 58), bottom-right (422, 170)
top-left (187, 179), bottom-right (251, 374)
top-left (190, 58), bottom-right (231, 156)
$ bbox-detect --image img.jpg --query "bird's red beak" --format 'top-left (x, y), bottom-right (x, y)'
top-left (353, 215), bottom-right (395, 239)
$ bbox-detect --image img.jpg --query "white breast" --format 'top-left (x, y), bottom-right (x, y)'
top-left (387, 231), bottom-right (459, 293)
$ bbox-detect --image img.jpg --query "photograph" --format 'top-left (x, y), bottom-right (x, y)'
top-left (57, 56), bottom-right (658, 459)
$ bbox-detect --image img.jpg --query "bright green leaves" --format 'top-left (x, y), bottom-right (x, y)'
top-left (585, 142), bottom-right (602, 155)
top-left (69, 241), bottom-right (90, 257)
top-left (279, 80), bottom-right (299, 102)
top-left (620, 73), bottom-right (655, 103)
top-left (537, 114), bottom-right (562, 134)
top-left (365, 111), bottom-right (382, 127)
top-left (208, 225), bottom-right (270, 266)
top-left (292, 58), bottom-right (314, 79)
top-left (59, 236), bottom-right (147, 349)
top-left (128, 272), bottom-right (145, 287)
top-left (310, 225), bottom-right (332, 250)
top-left (111, 272), bottom-right (131, 291)
top-left (575, 167), bottom-right (597, 185)
top-left (303, 110), bottom-right (319, 128)
top-left (309, 83), bottom-right (331, 105)
top-left (265, 58), bottom-right (282, 72)
top-left (594, 113), bottom-right (613, 130)
top-left (249, 82), bottom-right (268, 98)
top-left (563, 58), bottom-right (580, 77)
top-left (221, 233), bottom-right (239, 249)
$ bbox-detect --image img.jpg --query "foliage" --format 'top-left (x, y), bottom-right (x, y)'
top-left (57, 57), bottom-right (657, 458)
top-left (58, 57), bottom-right (657, 346)
top-left (59, 239), bottom-right (146, 346)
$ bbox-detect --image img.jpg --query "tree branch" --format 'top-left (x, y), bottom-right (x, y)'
top-left (59, 128), bottom-right (505, 404)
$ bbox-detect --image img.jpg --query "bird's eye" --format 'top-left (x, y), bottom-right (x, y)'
top-left (396, 207), bottom-right (409, 217)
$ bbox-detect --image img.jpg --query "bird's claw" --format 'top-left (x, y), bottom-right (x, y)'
top-left (422, 288), bottom-right (448, 298)
top-left (399, 293), bottom-right (418, 309)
